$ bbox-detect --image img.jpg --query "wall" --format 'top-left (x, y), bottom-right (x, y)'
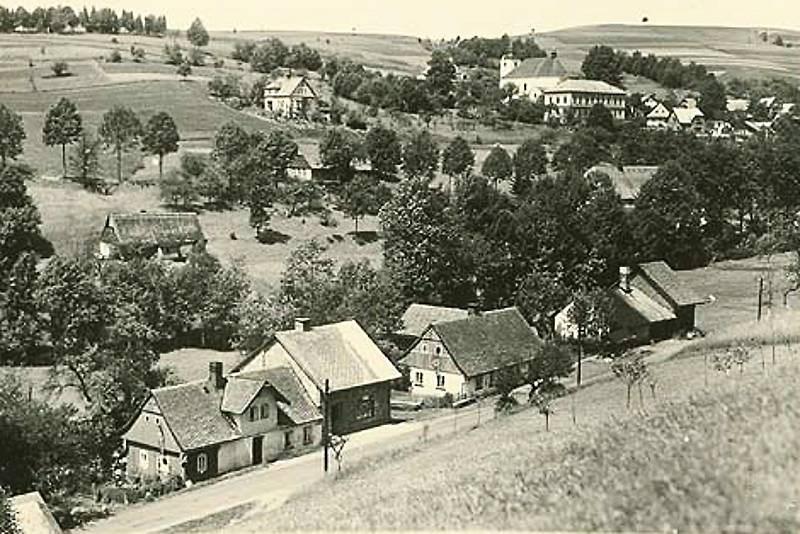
top-left (239, 342), bottom-right (322, 406)
top-left (217, 439), bottom-right (252, 475)
top-left (126, 443), bottom-right (182, 481)
top-left (404, 329), bottom-right (467, 398)
top-left (500, 76), bottom-right (562, 100)
top-left (328, 382), bottom-right (392, 435)
top-left (230, 387), bottom-right (280, 437)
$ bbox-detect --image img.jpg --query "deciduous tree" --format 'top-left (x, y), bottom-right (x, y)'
top-left (402, 129), bottom-right (439, 180)
top-left (0, 104), bottom-right (25, 168)
top-left (364, 125), bottom-right (402, 181)
top-left (442, 136), bottom-right (474, 192)
top-left (482, 145), bottom-right (513, 189)
top-left (43, 97), bottom-right (83, 176)
top-left (69, 131), bottom-right (102, 191)
top-left (141, 111), bottom-right (180, 179)
top-left (99, 105), bottom-right (141, 183)
top-left (512, 138), bottom-right (546, 196)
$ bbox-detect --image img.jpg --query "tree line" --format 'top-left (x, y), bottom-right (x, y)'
top-left (0, 4), bottom-right (167, 35)
top-left (440, 34), bottom-right (546, 67)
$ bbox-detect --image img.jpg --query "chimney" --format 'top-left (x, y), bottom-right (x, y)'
top-left (619, 266), bottom-right (632, 293)
top-left (294, 317), bottom-right (311, 332)
top-left (550, 50), bottom-right (558, 59)
top-left (467, 303), bottom-right (481, 317)
top-left (208, 361), bottom-right (225, 390)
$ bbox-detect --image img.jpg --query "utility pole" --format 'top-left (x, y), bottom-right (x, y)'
top-left (757, 277), bottom-right (764, 321)
top-left (323, 379), bottom-right (330, 473)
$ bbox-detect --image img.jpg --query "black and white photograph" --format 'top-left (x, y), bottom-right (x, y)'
top-left (1, 0), bottom-right (799, 532)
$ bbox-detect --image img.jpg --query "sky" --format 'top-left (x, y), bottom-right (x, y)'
top-left (15, 0), bottom-right (800, 37)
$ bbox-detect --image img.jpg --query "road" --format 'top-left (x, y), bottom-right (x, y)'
top-left (75, 402), bottom-right (491, 534)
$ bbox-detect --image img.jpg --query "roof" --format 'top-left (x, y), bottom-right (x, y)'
top-left (151, 382), bottom-right (239, 451)
top-left (545, 79), bottom-right (626, 95)
top-left (671, 107), bottom-right (705, 125)
top-left (264, 76), bottom-right (317, 98)
top-left (289, 153), bottom-right (311, 170)
top-left (638, 261), bottom-right (705, 307)
top-left (220, 377), bottom-right (268, 414)
top-left (504, 56), bottom-right (568, 79)
top-left (273, 320), bottom-right (401, 392)
top-left (585, 163), bottom-right (659, 202)
top-left (159, 350), bottom-right (247, 384)
top-left (296, 142), bottom-right (371, 172)
top-left (612, 285), bottom-right (677, 326)
top-left (236, 368), bottom-right (321, 424)
top-left (104, 212), bottom-right (205, 246)
top-left (9, 492), bottom-right (62, 534)
top-left (430, 307), bottom-right (543, 377)
top-left (726, 98), bottom-right (750, 112)
top-left (398, 304), bottom-right (469, 337)
top-left (646, 103), bottom-right (671, 119)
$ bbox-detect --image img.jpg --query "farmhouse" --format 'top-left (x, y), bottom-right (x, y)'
top-left (555, 262), bottom-right (705, 345)
top-left (668, 107), bottom-right (705, 133)
top-left (543, 79), bottom-right (627, 122)
top-left (263, 75), bottom-right (318, 119)
top-left (584, 163), bottom-right (659, 209)
top-left (499, 51), bottom-right (568, 100)
top-left (400, 307), bottom-right (543, 399)
top-left (123, 362), bottom-right (322, 483)
top-left (645, 102), bottom-right (671, 129)
top-left (98, 212), bottom-right (206, 261)
top-left (234, 319), bottom-right (401, 435)
top-left (295, 142), bottom-right (372, 182)
top-left (394, 303), bottom-right (470, 349)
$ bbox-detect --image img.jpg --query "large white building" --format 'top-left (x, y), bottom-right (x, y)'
top-left (499, 51), bottom-right (569, 100)
top-left (543, 79), bottom-right (627, 122)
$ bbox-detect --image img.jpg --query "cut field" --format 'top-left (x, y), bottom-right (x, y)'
top-left (233, 330), bottom-right (800, 532)
top-left (537, 24), bottom-right (800, 81)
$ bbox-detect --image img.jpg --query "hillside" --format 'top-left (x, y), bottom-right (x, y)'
top-left (536, 23), bottom-right (800, 81)
top-left (229, 326), bottom-right (800, 532)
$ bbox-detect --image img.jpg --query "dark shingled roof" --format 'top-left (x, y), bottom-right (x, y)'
top-left (152, 382), bottom-right (238, 451)
top-left (585, 163), bottom-right (659, 202)
top-left (104, 212), bottom-right (205, 247)
top-left (432, 307), bottom-right (543, 377)
top-left (236, 367), bottom-right (321, 425)
top-left (638, 261), bottom-right (705, 307)
top-left (505, 56), bottom-right (568, 79)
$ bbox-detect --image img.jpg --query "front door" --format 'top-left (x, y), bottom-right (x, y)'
top-left (252, 436), bottom-right (263, 465)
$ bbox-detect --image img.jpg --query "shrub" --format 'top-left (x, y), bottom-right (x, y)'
top-left (51, 61), bottom-right (69, 77)
top-left (131, 47), bottom-right (146, 63)
top-left (107, 50), bottom-right (122, 63)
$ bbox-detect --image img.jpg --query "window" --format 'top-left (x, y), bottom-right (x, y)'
top-left (303, 425), bottom-right (313, 445)
top-left (249, 406), bottom-right (258, 422)
top-left (436, 375), bottom-right (445, 389)
top-left (414, 371), bottom-right (424, 386)
top-left (284, 431), bottom-right (293, 450)
top-left (485, 373), bottom-right (493, 388)
top-left (357, 394), bottom-right (375, 420)
top-left (435, 346), bottom-right (441, 355)
top-left (475, 375), bottom-right (484, 391)
top-left (260, 404), bottom-right (269, 419)
top-left (158, 455), bottom-right (169, 475)
top-left (139, 450), bottom-right (149, 469)
top-left (197, 453), bottom-right (207, 474)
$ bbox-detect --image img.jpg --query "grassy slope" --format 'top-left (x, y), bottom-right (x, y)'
top-left (236, 337), bottom-right (800, 532)
top-left (537, 23), bottom-right (800, 81)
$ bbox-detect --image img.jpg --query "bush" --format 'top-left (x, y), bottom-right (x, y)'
top-left (319, 209), bottom-right (338, 227)
top-left (107, 50), bottom-right (122, 63)
top-left (131, 47), bottom-right (146, 63)
top-left (213, 57), bottom-right (225, 68)
top-left (346, 112), bottom-right (367, 130)
top-left (51, 61), bottom-right (69, 76)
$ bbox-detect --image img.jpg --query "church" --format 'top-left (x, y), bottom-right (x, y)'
top-left (499, 51), bottom-right (569, 100)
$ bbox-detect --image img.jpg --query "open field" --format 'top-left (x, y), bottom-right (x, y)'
top-left (233, 330), bottom-right (800, 532)
top-left (536, 24), bottom-right (800, 81)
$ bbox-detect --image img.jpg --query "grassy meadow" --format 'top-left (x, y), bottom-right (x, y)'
top-left (233, 326), bottom-right (800, 532)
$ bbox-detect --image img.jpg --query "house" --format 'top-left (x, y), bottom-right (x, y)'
top-left (98, 212), bottom-right (206, 261)
top-left (295, 142), bottom-right (372, 182)
top-left (726, 97), bottom-right (750, 113)
top-left (641, 93), bottom-right (660, 110)
top-left (400, 307), bottom-right (543, 399)
top-left (287, 153), bottom-right (313, 181)
top-left (708, 120), bottom-right (734, 139)
top-left (555, 262), bottom-right (705, 345)
top-left (543, 79), bottom-right (627, 122)
top-left (263, 75), bottom-right (318, 119)
top-left (668, 107), bottom-right (705, 133)
top-left (499, 51), bottom-right (569, 101)
top-left (584, 163), bottom-right (659, 209)
top-left (678, 96), bottom-right (699, 109)
top-left (394, 303), bottom-right (470, 350)
top-left (8, 492), bottom-right (62, 534)
top-left (645, 102), bottom-right (672, 129)
top-left (123, 361), bottom-right (322, 483)
top-left (233, 319), bottom-right (401, 435)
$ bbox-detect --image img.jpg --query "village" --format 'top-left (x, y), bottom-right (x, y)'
top-left (1, 4), bottom-right (800, 534)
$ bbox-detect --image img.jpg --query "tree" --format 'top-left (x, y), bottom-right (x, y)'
top-left (526, 341), bottom-right (573, 397)
top-left (494, 366), bottom-right (523, 413)
top-left (99, 106), bottom-right (141, 183)
top-left (364, 125), bottom-right (402, 181)
top-left (426, 49), bottom-right (456, 104)
top-left (177, 61), bottom-right (192, 78)
top-left (341, 174), bottom-right (379, 234)
top-left (186, 17), bottom-right (209, 47)
top-left (530, 389), bottom-right (556, 431)
top-left (249, 132), bottom-right (297, 236)
top-left (0, 165), bottom-right (45, 280)
top-left (164, 41), bottom-right (183, 65)
top-left (320, 128), bottom-right (360, 183)
top-left (402, 130), bottom-right (439, 180)
top-left (512, 138), bottom-right (547, 196)
top-left (69, 131), bottom-right (102, 191)
top-left (611, 352), bottom-right (648, 409)
top-left (442, 136), bottom-right (474, 192)
top-left (249, 38), bottom-right (289, 73)
top-left (0, 253), bottom-right (42, 366)
top-left (0, 104), bottom-right (25, 168)
top-left (42, 97), bottom-right (82, 176)
top-left (51, 60), bottom-right (69, 76)
top-left (515, 267), bottom-right (570, 337)
top-left (581, 45), bottom-right (623, 87)
top-left (585, 103), bottom-right (615, 132)
top-left (482, 145), bottom-right (513, 189)
top-left (552, 127), bottom-right (612, 174)
top-left (568, 288), bottom-right (614, 387)
top-left (188, 47), bottom-right (205, 67)
top-left (141, 111), bottom-right (180, 179)
top-left (160, 169), bottom-right (198, 208)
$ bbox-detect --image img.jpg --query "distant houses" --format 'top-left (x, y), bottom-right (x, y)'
top-left (263, 75), bottom-right (318, 119)
top-left (399, 307), bottom-right (543, 399)
top-left (123, 361), bottom-right (322, 483)
top-left (98, 212), bottom-right (206, 261)
top-left (555, 262), bottom-right (705, 345)
top-left (233, 319), bottom-right (401, 435)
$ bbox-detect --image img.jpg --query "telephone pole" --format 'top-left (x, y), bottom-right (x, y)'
top-left (323, 379), bottom-right (330, 473)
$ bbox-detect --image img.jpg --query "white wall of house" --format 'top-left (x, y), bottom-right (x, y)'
top-left (229, 387), bottom-right (280, 436)
top-left (405, 329), bottom-right (467, 398)
top-left (288, 167), bottom-right (312, 181)
top-left (500, 76), bottom-right (562, 100)
top-left (217, 439), bottom-right (251, 475)
top-left (409, 367), bottom-right (465, 398)
top-left (237, 343), bottom-right (321, 405)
